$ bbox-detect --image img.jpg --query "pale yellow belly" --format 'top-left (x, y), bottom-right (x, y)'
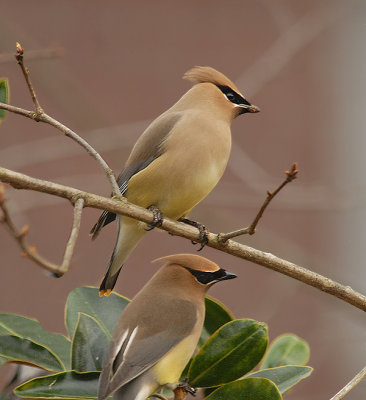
top-left (151, 334), bottom-right (199, 385)
top-left (126, 150), bottom-right (229, 219)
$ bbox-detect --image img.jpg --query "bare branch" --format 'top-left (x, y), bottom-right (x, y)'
top-left (0, 102), bottom-right (35, 119)
top-left (1, 166), bottom-right (365, 312)
top-left (219, 163), bottom-right (298, 242)
top-left (330, 366), bottom-right (366, 400)
top-left (58, 197), bottom-right (84, 275)
top-left (0, 183), bottom-right (83, 276)
top-left (15, 42), bottom-right (43, 115)
top-left (0, 100), bottom-right (120, 195)
top-left (229, 1), bottom-right (346, 190)
top-left (0, 43), bottom-right (121, 196)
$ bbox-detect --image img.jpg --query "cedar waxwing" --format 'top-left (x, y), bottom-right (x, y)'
top-left (91, 66), bottom-right (259, 296)
top-left (98, 253), bottom-right (237, 400)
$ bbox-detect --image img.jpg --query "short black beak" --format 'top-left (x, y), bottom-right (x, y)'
top-left (218, 269), bottom-right (237, 281)
top-left (239, 104), bottom-right (260, 114)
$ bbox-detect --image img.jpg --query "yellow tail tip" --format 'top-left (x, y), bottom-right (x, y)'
top-left (99, 289), bottom-right (112, 297)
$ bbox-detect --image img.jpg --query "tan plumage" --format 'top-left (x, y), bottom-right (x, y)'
top-left (91, 66), bottom-right (259, 295)
top-left (98, 254), bottom-right (236, 400)
top-left (183, 65), bottom-right (242, 93)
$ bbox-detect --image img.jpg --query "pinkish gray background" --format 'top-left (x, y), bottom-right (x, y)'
top-left (1, 1), bottom-right (366, 398)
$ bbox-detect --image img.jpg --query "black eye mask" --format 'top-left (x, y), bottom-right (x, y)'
top-left (216, 84), bottom-right (251, 107)
top-left (186, 267), bottom-right (236, 285)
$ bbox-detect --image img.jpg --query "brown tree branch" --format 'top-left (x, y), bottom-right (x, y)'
top-left (58, 197), bottom-right (84, 275)
top-left (0, 102), bottom-right (120, 196)
top-left (330, 366), bottom-right (366, 400)
top-left (219, 163), bottom-right (298, 242)
top-left (0, 183), bottom-right (84, 276)
top-left (15, 42), bottom-right (43, 115)
top-left (1, 166), bottom-right (365, 312)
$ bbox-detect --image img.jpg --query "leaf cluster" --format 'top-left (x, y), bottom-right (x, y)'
top-left (0, 287), bottom-right (312, 399)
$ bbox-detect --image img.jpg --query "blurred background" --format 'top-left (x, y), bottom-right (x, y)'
top-left (0, 0), bottom-right (366, 398)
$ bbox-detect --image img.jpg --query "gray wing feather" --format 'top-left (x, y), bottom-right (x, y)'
top-left (98, 298), bottom-right (197, 399)
top-left (90, 112), bottom-right (182, 239)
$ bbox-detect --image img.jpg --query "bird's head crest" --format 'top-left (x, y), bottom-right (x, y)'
top-left (183, 66), bottom-right (241, 94)
top-left (153, 253), bottom-right (221, 273)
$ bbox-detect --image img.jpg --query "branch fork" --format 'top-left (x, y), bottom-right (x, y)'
top-left (218, 163), bottom-right (298, 242)
top-left (0, 183), bottom-right (84, 276)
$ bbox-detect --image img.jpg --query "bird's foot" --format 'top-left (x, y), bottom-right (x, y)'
top-left (179, 218), bottom-right (209, 251)
top-left (176, 379), bottom-right (197, 396)
top-left (145, 206), bottom-right (164, 231)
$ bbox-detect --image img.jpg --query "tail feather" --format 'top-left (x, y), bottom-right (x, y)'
top-left (99, 217), bottom-right (146, 296)
top-left (90, 210), bottom-right (116, 240)
top-left (99, 267), bottom-right (122, 297)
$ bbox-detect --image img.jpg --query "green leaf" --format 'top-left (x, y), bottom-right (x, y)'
top-left (261, 334), bottom-right (310, 369)
top-left (189, 319), bottom-right (268, 388)
top-left (71, 313), bottom-right (110, 372)
top-left (246, 365), bottom-right (313, 393)
top-left (0, 79), bottom-right (9, 121)
top-left (65, 286), bottom-right (130, 338)
top-left (203, 377), bottom-right (282, 400)
top-left (0, 313), bottom-right (71, 370)
top-left (199, 297), bottom-right (233, 346)
top-left (0, 335), bottom-right (63, 371)
top-left (15, 371), bottom-right (99, 399)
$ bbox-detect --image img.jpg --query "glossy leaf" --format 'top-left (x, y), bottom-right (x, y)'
top-left (261, 334), bottom-right (310, 369)
top-left (15, 371), bottom-right (99, 399)
top-left (0, 313), bottom-right (71, 369)
top-left (246, 365), bottom-right (313, 393)
top-left (0, 335), bottom-right (63, 371)
top-left (72, 313), bottom-right (110, 372)
top-left (204, 377), bottom-right (282, 400)
top-left (65, 286), bottom-right (130, 338)
top-left (189, 319), bottom-right (268, 387)
top-left (0, 79), bottom-right (9, 121)
top-left (199, 297), bottom-right (233, 346)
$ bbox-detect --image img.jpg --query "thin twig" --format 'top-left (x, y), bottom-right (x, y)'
top-left (1, 167), bottom-right (365, 312)
top-left (0, 100), bottom-right (120, 195)
top-left (0, 46), bottom-right (63, 64)
top-left (0, 43), bottom-right (120, 196)
top-left (230, 1), bottom-right (346, 189)
top-left (0, 183), bottom-right (83, 276)
top-left (58, 197), bottom-right (84, 275)
top-left (15, 42), bottom-right (43, 115)
top-left (219, 163), bottom-right (298, 242)
top-left (330, 366), bottom-right (366, 400)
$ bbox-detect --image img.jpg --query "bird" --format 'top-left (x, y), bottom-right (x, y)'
top-left (91, 66), bottom-right (259, 296)
top-left (98, 253), bottom-right (237, 400)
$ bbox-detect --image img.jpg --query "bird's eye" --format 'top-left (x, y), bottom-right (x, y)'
top-left (226, 92), bottom-right (235, 101)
